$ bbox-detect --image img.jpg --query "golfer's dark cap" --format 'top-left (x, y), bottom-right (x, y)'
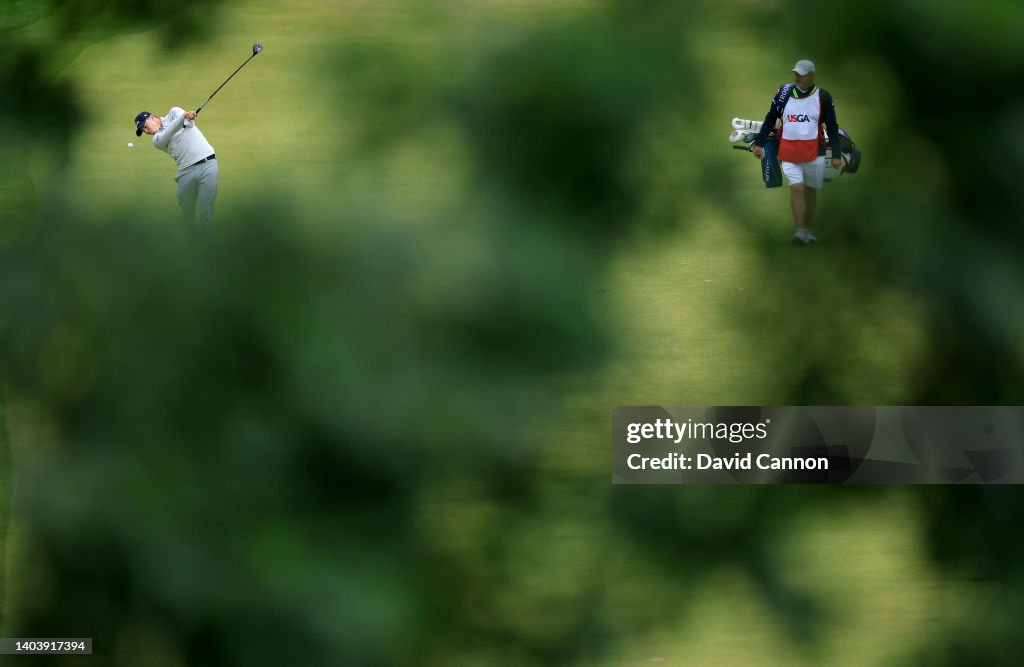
top-left (134, 111), bottom-right (151, 137)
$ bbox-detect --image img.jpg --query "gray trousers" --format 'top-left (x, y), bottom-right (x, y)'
top-left (174, 159), bottom-right (219, 227)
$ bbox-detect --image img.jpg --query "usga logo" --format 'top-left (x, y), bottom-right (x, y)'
top-left (787, 114), bottom-right (814, 122)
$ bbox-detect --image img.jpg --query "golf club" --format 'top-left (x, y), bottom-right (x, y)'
top-left (731, 117), bottom-right (762, 132)
top-left (728, 130), bottom-right (759, 144)
top-left (195, 43), bottom-right (264, 116)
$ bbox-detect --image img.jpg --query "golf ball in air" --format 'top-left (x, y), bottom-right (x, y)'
top-left (128, 142), bottom-right (133, 148)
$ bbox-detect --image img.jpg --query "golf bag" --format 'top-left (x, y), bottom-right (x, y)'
top-left (835, 128), bottom-right (862, 173)
top-left (730, 90), bottom-right (863, 187)
top-left (761, 139), bottom-right (783, 188)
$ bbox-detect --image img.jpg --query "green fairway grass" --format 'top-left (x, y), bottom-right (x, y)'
top-left (1, 1), bottom-right (967, 664)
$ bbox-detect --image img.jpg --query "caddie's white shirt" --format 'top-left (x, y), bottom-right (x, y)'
top-left (151, 107), bottom-right (215, 170)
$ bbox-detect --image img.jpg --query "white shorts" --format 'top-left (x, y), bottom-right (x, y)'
top-left (782, 156), bottom-right (825, 189)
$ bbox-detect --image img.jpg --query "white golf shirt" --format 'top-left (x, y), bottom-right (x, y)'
top-left (151, 107), bottom-right (215, 169)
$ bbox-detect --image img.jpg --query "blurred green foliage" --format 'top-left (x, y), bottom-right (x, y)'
top-left (1, 0), bottom-right (1024, 665)
top-left (0, 209), bottom-right (606, 664)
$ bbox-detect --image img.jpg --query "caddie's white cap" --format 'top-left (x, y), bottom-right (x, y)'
top-left (792, 59), bottom-right (816, 75)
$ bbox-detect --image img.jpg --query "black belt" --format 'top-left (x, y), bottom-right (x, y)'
top-left (189, 153), bottom-right (216, 167)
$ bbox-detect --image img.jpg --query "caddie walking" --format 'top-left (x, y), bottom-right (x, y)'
top-left (751, 60), bottom-right (842, 245)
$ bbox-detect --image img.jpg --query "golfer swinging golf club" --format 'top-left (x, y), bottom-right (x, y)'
top-left (132, 43), bottom-right (264, 227)
top-left (751, 59), bottom-right (842, 246)
top-left (134, 108), bottom-right (218, 227)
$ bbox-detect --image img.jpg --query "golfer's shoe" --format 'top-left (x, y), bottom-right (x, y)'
top-left (792, 229), bottom-right (818, 246)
